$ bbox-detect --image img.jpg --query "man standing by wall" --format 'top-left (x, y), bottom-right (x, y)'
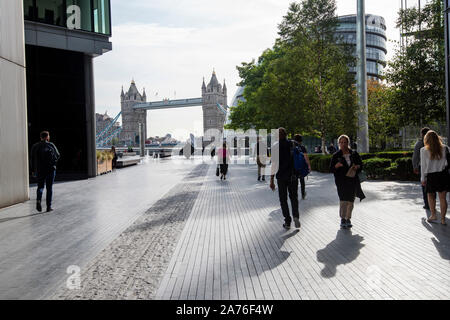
top-left (31, 131), bottom-right (60, 213)
top-left (413, 127), bottom-right (431, 210)
top-left (270, 128), bottom-right (300, 230)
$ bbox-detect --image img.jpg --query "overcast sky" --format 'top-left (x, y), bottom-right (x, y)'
top-left (95, 0), bottom-right (426, 140)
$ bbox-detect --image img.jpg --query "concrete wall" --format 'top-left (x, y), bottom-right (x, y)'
top-left (0, 1), bottom-right (29, 208)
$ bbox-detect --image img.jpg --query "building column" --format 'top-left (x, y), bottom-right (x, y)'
top-left (0, 0), bottom-right (29, 208)
top-left (84, 54), bottom-right (97, 177)
top-left (445, 0), bottom-right (450, 142)
top-left (356, 0), bottom-right (369, 153)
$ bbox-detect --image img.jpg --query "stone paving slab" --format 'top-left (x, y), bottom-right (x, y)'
top-left (156, 163), bottom-right (450, 300)
top-left (52, 163), bottom-right (209, 300)
top-left (0, 157), bottom-right (194, 299)
top-left (2, 157), bottom-right (450, 300)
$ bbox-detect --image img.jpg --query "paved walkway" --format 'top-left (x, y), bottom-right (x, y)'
top-left (155, 164), bottom-right (450, 300)
top-left (1, 157), bottom-right (450, 300)
top-left (0, 157), bottom-right (194, 299)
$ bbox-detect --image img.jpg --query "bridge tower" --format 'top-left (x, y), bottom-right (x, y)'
top-left (202, 71), bottom-right (227, 146)
top-left (120, 80), bottom-right (147, 146)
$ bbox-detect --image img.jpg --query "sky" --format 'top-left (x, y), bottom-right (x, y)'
top-left (94, 0), bottom-right (426, 140)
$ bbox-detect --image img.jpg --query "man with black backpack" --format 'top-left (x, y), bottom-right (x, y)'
top-left (270, 128), bottom-right (300, 230)
top-left (31, 131), bottom-right (60, 213)
top-left (293, 135), bottom-right (311, 200)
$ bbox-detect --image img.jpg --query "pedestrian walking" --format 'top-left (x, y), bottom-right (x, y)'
top-left (293, 134), bottom-right (312, 199)
top-left (111, 146), bottom-right (118, 169)
top-left (328, 143), bottom-right (337, 154)
top-left (217, 142), bottom-right (231, 180)
top-left (329, 135), bottom-right (365, 229)
top-left (31, 131), bottom-right (60, 213)
top-left (413, 127), bottom-right (431, 209)
top-left (270, 128), bottom-right (300, 230)
top-left (256, 136), bottom-right (268, 181)
top-left (420, 130), bottom-right (450, 225)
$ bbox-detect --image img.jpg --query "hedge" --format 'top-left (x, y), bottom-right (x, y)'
top-left (362, 158), bottom-right (392, 179)
top-left (308, 151), bottom-right (416, 181)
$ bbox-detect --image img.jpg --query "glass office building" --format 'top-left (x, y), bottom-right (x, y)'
top-left (23, 0), bottom-right (111, 35)
top-left (336, 14), bottom-right (387, 80)
top-left (23, 0), bottom-right (112, 181)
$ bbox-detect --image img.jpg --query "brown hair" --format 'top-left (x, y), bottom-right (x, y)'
top-left (294, 134), bottom-right (303, 143)
top-left (424, 130), bottom-right (444, 160)
top-left (40, 131), bottom-right (49, 139)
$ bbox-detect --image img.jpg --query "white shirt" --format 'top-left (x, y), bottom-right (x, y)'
top-left (343, 154), bottom-right (351, 166)
top-left (420, 146), bottom-right (449, 182)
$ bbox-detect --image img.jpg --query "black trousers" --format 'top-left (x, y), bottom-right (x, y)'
top-left (220, 164), bottom-right (228, 175)
top-left (37, 169), bottom-right (56, 209)
top-left (277, 178), bottom-right (299, 224)
top-left (299, 177), bottom-right (306, 196)
top-left (419, 167), bottom-right (430, 207)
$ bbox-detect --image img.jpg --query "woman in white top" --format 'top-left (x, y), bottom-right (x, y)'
top-left (420, 130), bottom-right (450, 225)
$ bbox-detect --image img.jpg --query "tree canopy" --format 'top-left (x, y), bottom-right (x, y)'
top-left (385, 0), bottom-right (446, 127)
top-left (227, 0), bottom-right (358, 150)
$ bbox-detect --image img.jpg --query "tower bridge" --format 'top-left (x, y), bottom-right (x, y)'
top-left (119, 71), bottom-right (228, 147)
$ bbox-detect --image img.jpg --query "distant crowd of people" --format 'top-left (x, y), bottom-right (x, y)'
top-left (210, 127), bottom-right (449, 231)
top-left (31, 127), bottom-right (449, 230)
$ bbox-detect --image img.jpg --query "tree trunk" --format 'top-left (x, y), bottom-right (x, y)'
top-left (321, 136), bottom-right (326, 155)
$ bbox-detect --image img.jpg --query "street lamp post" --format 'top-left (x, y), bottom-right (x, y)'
top-left (444, 0), bottom-right (450, 142)
top-left (356, 0), bottom-right (369, 153)
top-left (139, 123), bottom-right (145, 157)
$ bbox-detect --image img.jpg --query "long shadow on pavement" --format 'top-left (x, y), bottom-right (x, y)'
top-left (421, 218), bottom-right (450, 261)
top-left (0, 213), bottom-right (44, 224)
top-left (254, 209), bottom-right (300, 272)
top-left (316, 229), bottom-right (365, 278)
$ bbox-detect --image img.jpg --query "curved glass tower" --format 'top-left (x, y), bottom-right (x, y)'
top-left (336, 14), bottom-right (387, 80)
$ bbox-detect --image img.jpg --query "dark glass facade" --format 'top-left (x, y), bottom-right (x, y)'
top-left (26, 45), bottom-right (90, 180)
top-left (336, 14), bottom-right (387, 80)
top-left (23, 0), bottom-right (111, 35)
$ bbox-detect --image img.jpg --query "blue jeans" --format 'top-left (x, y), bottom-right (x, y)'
top-left (37, 170), bottom-right (56, 209)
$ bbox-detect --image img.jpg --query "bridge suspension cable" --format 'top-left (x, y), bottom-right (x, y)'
top-left (96, 111), bottom-right (122, 143)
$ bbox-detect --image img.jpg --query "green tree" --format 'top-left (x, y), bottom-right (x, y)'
top-left (227, 46), bottom-right (286, 131)
top-left (111, 137), bottom-right (119, 146)
top-left (385, 0), bottom-right (445, 127)
top-left (278, 0), bottom-right (357, 151)
top-left (367, 80), bottom-right (399, 150)
top-left (228, 0), bottom-right (357, 151)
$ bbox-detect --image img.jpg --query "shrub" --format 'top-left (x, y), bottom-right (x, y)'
top-left (309, 149), bottom-right (416, 181)
top-left (96, 150), bottom-right (112, 162)
top-left (309, 154), bottom-right (332, 173)
top-left (363, 158), bottom-right (391, 179)
top-left (390, 157), bottom-right (415, 181)
top-left (374, 151), bottom-right (413, 161)
top-left (360, 153), bottom-right (376, 160)
top-left (394, 157), bottom-right (413, 174)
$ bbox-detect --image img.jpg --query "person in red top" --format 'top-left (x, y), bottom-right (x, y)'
top-left (217, 142), bottom-right (231, 180)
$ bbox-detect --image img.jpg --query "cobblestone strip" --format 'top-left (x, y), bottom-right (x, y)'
top-left (51, 163), bottom-right (209, 300)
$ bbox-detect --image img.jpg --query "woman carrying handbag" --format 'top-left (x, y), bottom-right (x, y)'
top-left (329, 135), bottom-right (366, 229)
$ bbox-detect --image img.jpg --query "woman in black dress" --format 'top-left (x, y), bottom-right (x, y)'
top-left (329, 135), bottom-right (365, 229)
